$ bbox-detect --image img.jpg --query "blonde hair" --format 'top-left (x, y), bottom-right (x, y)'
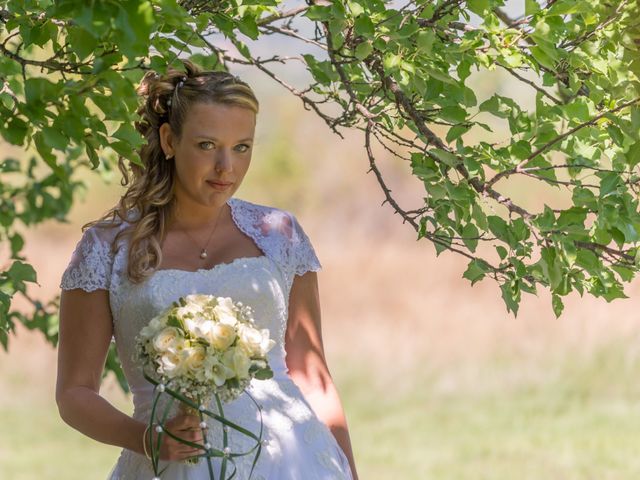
top-left (85, 59), bottom-right (260, 284)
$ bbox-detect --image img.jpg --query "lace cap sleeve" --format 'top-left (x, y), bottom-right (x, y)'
top-left (59, 226), bottom-right (115, 292)
top-left (288, 213), bottom-right (322, 277)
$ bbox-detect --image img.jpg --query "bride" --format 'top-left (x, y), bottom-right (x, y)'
top-left (55, 60), bottom-right (358, 480)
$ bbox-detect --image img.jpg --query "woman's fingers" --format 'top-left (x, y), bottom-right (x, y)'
top-left (153, 414), bottom-right (208, 461)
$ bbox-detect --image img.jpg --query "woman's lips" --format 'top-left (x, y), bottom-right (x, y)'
top-left (206, 180), bottom-right (232, 191)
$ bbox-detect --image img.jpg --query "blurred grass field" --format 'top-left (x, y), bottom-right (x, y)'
top-left (3, 332), bottom-right (640, 479)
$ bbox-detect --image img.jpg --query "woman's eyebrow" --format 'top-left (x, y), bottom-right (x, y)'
top-left (194, 134), bottom-right (254, 142)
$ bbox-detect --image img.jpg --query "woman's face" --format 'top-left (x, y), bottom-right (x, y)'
top-left (160, 101), bottom-right (256, 209)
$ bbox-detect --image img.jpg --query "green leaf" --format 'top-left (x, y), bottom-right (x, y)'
top-left (530, 45), bottom-right (556, 70)
top-left (416, 31), bottom-right (435, 55)
top-left (34, 132), bottom-right (64, 177)
top-left (447, 123), bottom-right (471, 143)
top-left (42, 126), bottom-right (68, 151)
top-left (479, 95), bottom-right (514, 119)
top-left (487, 216), bottom-right (509, 242)
top-left (625, 141), bottom-right (640, 168)
top-left (612, 265), bottom-right (635, 282)
top-left (461, 222), bottom-right (479, 252)
top-left (4, 117), bottom-right (29, 145)
top-left (114, 0), bottom-right (155, 58)
top-left (434, 231), bottom-right (452, 256)
top-left (525, 0), bottom-right (541, 16)
top-left (547, 0), bottom-right (585, 16)
top-left (572, 187), bottom-right (597, 209)
top-left (430, 148), bottom-right (460, 168)
top-left (615, 220), bottom-right (639, 243)
top-left (7, 261), bottom-right (37, 284)
top-left (599, 172), bottom-right (620, 198)
top-left (462, 259), bottom-right (487, 285)
top-left (563, 100), bottom-right (590, 123)
top-left (10, 233), bottom-right (24, 257)
top-left (305, 5), bottom-right (332, 21)
top-left (423, 65), bottom-right (457, 85)
top-left (353, 15), bottom-right (375, 38)
top-left (237, 15), bottom-right (259, 40)
top-left (67, 26), bottom-right (98, 60)
top-left (552, 294), bottom-right (564, 318)
top-left (500, 280), bottom-right (520, 316)
top-left (439, 105), bottom-right (467, 124)
top-left (467, 0), bottom-right (490, 15)
top-left (113, 123), bottom-right (143, 148)
top-left (354, 41), bottom-right (373, 60)
top-left (607, 124), bottom-right (625, 147)
top-left (540, 247), bottom-right (562, 290)
top-left (383, 53), bottom-right (402, 70)
top-left (86, 144), bottom-right (100, 169)
top-left (254, 368), bottom-right (274, 380)
top-left (167, 315), bottom-right (182, 329)
top-left (560, 241), bottom-right (577, 267)
top-left (576, 248), bottom-right (600, 271)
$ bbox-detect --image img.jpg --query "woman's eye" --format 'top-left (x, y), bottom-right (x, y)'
top-left (236, 144), bottom-right (250, 153)
top-left (199, 141), bottom-right (214, 150)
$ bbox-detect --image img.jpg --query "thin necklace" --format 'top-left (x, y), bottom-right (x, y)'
top-left (179, 206), bottom-right (225, 260)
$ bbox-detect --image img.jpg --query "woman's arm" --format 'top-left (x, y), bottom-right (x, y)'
top-left (56, 288), bottom-right (202, 460)
top-left (56, 288), bottom-right (148, 452)
top-left (285, 271), bottom-right (359, 480)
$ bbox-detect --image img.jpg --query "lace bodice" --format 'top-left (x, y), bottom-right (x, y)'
top-left (60, 197), bottom-right (321, 303)
top-left (58, 197), bottom-right (352, 479)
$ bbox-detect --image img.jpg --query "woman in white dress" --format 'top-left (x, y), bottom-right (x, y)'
top-left (56, 60), bottom-right (358, 480)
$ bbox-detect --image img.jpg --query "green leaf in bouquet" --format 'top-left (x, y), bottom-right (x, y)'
top-left (254, 367), bottom-right (273, 380)
top-left (249, 359), bottom-right (268, 372)
top-left (226, 377), bottom-right (240, 388)
top-left (166, 314), bottom-right (182, 329)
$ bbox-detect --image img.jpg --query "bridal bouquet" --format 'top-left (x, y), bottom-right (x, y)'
top-left (134, 294), bottom-right (275, 479)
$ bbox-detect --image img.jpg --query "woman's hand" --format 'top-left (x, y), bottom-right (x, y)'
top-left (146, 413), bottom-right (206, 461)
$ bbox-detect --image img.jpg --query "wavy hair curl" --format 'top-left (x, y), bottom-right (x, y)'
top-left (84, 59), bottom-right (260, 284)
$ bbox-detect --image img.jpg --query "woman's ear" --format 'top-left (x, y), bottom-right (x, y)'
top-left (158, 123), bottom-right (175, 158)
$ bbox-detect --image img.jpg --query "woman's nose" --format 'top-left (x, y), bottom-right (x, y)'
top-left (215, 153), bottom-right (233, 173)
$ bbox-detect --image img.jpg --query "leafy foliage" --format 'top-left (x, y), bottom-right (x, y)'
top-left (1, 0), bottom-right (639, 390)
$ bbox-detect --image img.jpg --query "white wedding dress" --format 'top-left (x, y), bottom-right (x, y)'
top-left (60, 197), bottom-right (353, 480)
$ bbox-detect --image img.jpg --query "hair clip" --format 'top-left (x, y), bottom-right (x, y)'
top-left (177, 75), bottom-right (186, 89)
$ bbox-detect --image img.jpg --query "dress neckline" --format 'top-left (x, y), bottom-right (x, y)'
top-left (153, 254), bottom-right (270, 275)
top-left (154, 197), bottom-right (268, 275)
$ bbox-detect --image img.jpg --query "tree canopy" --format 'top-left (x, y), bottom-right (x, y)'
top-left (1, 0), bottom-right (639, 391)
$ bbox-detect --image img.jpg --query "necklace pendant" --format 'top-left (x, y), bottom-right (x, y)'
top-left (200, 250), bottom-right (208, 259)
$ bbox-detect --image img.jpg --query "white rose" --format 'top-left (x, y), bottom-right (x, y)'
top-left (213, 297), bottom-right (238, 326)
top-left (238, 325), bottom-right (276, 357)
top-left (152, 327), bottom-right (183, 353)
top-left (184, 314), bottom-right (207, 337)
top-left (237, 325), bottom-right (266, 357)
top-left (205, 323), bottom-right (236, 350)
top-left (185, 294), bottom-right (213, 305)
top-left (184, 345), bottom-right (207, 379)
top-left (222, 347), bottom-right (251, 379)
top-left (203, 355), bottom-right (235, 386)
top-left (158, 350), bottom-right (187, 378)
